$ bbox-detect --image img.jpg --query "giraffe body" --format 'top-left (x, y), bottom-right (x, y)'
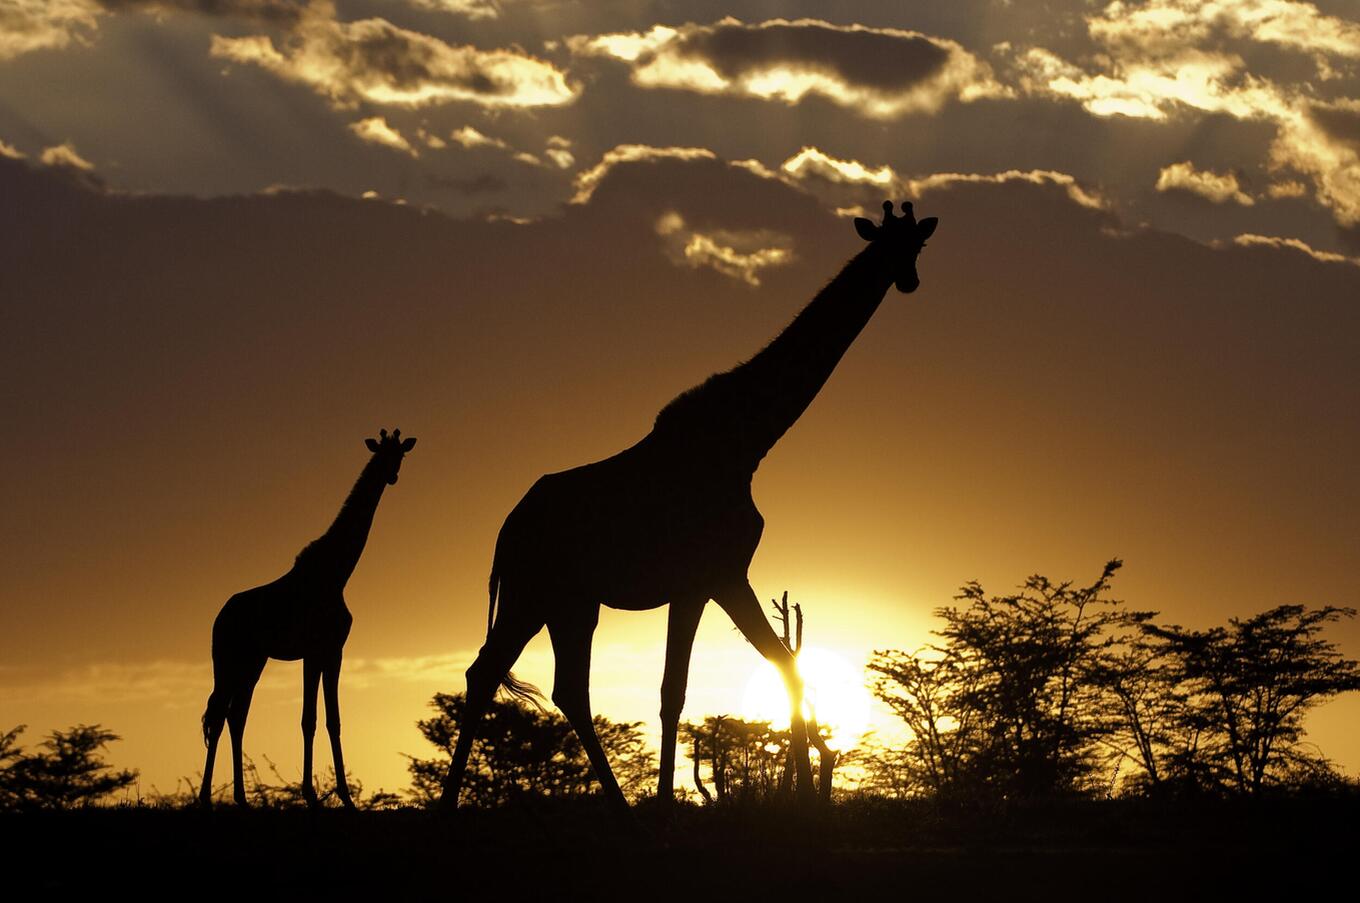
top-left (198, 429), bottom-right (415, 809)
top-left (442, 202), bottom-right (937, 812)
top-left (496, 439), bottom-right (763, 612)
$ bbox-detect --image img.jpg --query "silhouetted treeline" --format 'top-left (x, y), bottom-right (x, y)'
top-left (866, 560), bottom-right (1360, 800)
top-left (407, 692), bottom-right (656, 806)
top-left (7, 563), bottom-right (1357, 812)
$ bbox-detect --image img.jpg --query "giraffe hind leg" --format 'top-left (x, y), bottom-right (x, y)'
top-left (199, 653), bottom-right (233, 807)
top-left (439, 601), bottom-right (544, 809)
top-left (548, 608), bottom-right (629, 816)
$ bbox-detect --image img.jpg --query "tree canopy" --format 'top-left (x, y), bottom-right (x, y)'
top-left (0, 724), bottom-right (138, 810)
top-left (407, 692), bottom-right (656, 807)
top-left (867, 562), bottom-right (1360, 800)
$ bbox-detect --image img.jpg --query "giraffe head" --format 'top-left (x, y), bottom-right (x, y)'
top-left (364, 428), bottom-right (417, 485)
top-left (854, 200), bottom-right (938, 293)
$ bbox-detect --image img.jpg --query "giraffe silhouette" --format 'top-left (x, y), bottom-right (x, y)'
top-left (198, 428), bottom-right (416, 809)
top-left (441, 201), bottom-right (937, 812)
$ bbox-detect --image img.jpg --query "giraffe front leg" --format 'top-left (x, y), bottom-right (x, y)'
top-left (301, 657), bottom-right (321, 809)
top-left (322, 652), bottom-right (356, 810)
top-left (715, 581), bottom-right (816, 805)
top-left (658, 599), bottom-right (705, 806)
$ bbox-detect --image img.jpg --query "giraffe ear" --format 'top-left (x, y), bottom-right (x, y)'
top-left (365, 438), bottom-right (380, 452)
top-left (400, 437), bottom-right (417, 452)
top-left (918, 217), bottom-right (938, 241)
top-left (854, 217), bottom-right (879, 242)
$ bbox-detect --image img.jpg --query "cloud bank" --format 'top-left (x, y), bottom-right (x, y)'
top-left (1011, 0), bottom-right (1360, 226)
top-left (210, 2), bottom-right (576, 109)
top-left (0, 0), bottom-right (97, 61)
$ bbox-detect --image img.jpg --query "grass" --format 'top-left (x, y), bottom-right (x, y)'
top-left (5, 796), bottom-right (1356, 899)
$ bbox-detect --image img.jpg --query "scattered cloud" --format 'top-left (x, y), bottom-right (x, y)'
top-left (1231, 232), bottom-right (1360, 266)
top-left (39, 141), bottom-right (95, 170)
top-left (1155, 161), bottom-right (1254, 205)
top-left (449, 125), bottom-right (508, 149)
top-left (779, 146), bottom-right (897, 188)
top-left (0, 138), bottom-right (25, 159)
top-left (654, 210), bottom-right (793, 286)
top-left (544, 135), bottom-right (574, 169)
top-left (766, 146), bottom-right (1107, 213)
top-left (545, 147), bottom-right (574, 169)
top-left (1266, 179), bottom-right (1308, 198)
top-left (1012, 45), bottom-right (1284, 122)
top-left (0, 0), bottom-right (98, 61)
top-left (902, 169), bottom-right (1109, 210)
top-left (571, 144), bottom-right (717, 204)
top-left (0, 652), bottom-right (491, 705)
top-left (0, 659), bottom-right (211, 706)
top-left (348, 115), bottom-right (418, 156)
top-left (210, 1), bottom-right (576, 109)
top-left (416, 127), bottom-right (446, 149)
top-left (405, 0), bottom-right (500, 21)
top-left (568, 18), bottom-right (1007, 119)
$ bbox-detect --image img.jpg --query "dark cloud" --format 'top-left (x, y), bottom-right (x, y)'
top-left (568, 18), bottom-right (1004, 118)
top-left (1311, 103), bottom-right (1360, 149)
top-left (675, 19), bottom-right (950, 94)
top-left (427, 171), bottom-right (508, 194)
top-left (94, 0), bottom-right (307, 26)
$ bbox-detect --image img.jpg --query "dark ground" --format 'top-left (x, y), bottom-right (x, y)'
top-left (5, 797), bottom-right (1355, 900)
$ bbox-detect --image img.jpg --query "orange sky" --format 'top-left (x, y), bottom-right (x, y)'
top-left (2, 0), bottom-right (1359, 797)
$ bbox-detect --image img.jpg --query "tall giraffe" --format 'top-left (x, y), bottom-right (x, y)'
top-left (199, 428), bottom-right (416, 809)
top-left (441, 202), bottom-right (937, 811)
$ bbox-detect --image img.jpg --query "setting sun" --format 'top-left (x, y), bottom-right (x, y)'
top-left (740, 646), bottom-right (873, 750)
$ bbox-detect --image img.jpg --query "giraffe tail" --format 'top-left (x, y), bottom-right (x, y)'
top-left (201, 684), bottom-right (230, 748)
top-left (201, 638), bottom-right (233, 747)
top-left (486, 564), bottom-right (545, 710)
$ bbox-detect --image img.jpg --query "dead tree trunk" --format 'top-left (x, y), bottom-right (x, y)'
top-left (770, 591), bottom-right (836, 804)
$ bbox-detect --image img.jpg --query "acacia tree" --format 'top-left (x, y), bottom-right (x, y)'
top-left (1088, 633), bottom-right (1193, 795)
top-left (0, 724), bottom-right (138, 810)
top-left (1144, 605), bottom-right (1360, 796)
top-left (870, 560), bottom-right (1145, 799)
top-left (407, 692), bottom-right (655, 807)
top-left (682, 715), bottom-right (789, 804)
top-left (866, 648), bottom-right (986, 797)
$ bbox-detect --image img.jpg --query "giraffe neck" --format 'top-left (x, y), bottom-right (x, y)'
top-left (295, 456), bottom-right (388, 588)
top-left (652, 241), bottom-right (895, 471)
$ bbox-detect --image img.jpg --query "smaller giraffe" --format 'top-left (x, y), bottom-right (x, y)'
top-left (198, 428), bottom-right (416, 809)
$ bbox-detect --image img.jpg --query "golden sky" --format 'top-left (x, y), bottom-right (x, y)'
top-left (2, 0), bottom-right (1359, 796)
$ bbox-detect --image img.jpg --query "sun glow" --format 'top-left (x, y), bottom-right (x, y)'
top-left (740, 647), bottom-right (872, 750)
